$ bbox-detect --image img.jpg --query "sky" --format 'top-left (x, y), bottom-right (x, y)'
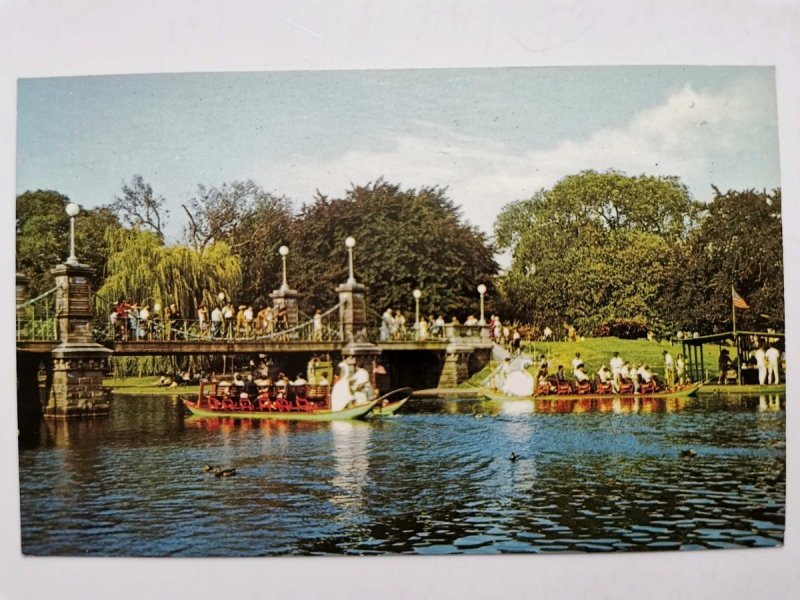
top-left (16, 66), bottom-right (780, 243)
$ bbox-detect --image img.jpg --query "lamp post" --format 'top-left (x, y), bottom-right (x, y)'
top-left (477, 284), bottom-right (487, 325)
top-left (345, 236), bottom-right (356, 284)
top-left (412, 288), bottom-right (422, 339)
top-left (279, 245), bottom-right (289, 290)
top-left (65, 203), bottom-right (80, 265)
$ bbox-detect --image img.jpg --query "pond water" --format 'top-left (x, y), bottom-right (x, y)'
top-left (18, 393), bottom-right (785, 556)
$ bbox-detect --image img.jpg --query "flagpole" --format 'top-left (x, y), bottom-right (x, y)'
top-left (732, 286), bottom-right (740, 385)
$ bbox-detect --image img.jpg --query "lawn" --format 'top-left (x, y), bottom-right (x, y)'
top-left (465, 336), bottom-right (724, 386)
top-left (103, 376), bottom-right (200, 396)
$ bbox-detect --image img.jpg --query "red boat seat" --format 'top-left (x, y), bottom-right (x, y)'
top-left (221, 397), bottom-right (236, 411)
top-left (556, 382), bottom-right (572, 395)
top-left (618, 382), bottom-right (634, 395)
top-left (274, 397), bottom-right (291, 412)
top-left (595, 382), bottom-right (613, 395)
top-left (239, 397), bottom-right (254, 411)
top-left (575, 382), bottom-right (592, 395)
top-left (257, 394), bottom-right (273, 411)
top-left (640, 381), bottom-right (657, 394)
top-left (294, 396), bottom-right (314, 412)
top-left (207, 396), bottom-right (222, 410)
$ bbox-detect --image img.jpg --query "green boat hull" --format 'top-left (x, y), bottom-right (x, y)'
top-left (698, 383), bottom-right (785, 395)
top-left (372, 397), bottom-right (409, 416)
top-left (182, 397), bottom-right (379, 421)
top-left (481, 382), bottom-right (702, 402)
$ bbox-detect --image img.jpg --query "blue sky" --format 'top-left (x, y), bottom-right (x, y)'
top-left (17, 66), bottom-right (780, 242)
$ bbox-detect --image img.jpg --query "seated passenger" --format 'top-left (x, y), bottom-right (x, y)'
top-left (574, 365), bottom-right (592, 393)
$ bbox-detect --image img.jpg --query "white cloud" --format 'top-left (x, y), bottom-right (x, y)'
top-left (261, 77), bottom-right (778, 238)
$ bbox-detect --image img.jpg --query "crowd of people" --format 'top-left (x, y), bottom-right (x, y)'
top-left (110, 298), bottom-right (299, 341)
top-left (496, 349), bottom-right (689, 396)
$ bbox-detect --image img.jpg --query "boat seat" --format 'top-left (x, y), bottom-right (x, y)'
top-left (221, 397), bottom-right (236, 411)
top-left (575, 382), bottom-right (592, 395)
top-left (294, 395), bottom-right (314, 412)
top-left (274, 397), bottom-right (291, 412)
top-left (618, 382), bottom-right (634, 395)
top-left (595, 383), bottom-right (613, 395)
top-left (555, 382), bottom-right (573, 395)
top-left (207, 396), bottom-right (222, 410)
top-left (640, 381), bottom-right (657, 395)
top-left (239, 397), bottom-right (254, 411)
top-left (257, 394), bottom-right (273, 411)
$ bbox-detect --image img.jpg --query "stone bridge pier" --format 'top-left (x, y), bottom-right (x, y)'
top-left (44, 261), bottom-right (112, 418)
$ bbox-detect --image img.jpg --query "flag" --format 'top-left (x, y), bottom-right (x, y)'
top-left (732, 288), bottom-right (750, 310)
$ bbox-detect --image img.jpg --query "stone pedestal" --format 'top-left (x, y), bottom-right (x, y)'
top-left (437, 342), bottom-right (474, 388)
top-left (44, 262), bottom-right (112, 418)
top-left (270, 286), bottom-right (300, 328)
top-left (16, 272), bottom-right (30, 307)
top-left (336, 281), bottom-right (368, 342)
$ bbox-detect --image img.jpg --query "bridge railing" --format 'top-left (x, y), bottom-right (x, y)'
top-left (95, 302), bottom-right (344, 343)
top-left (366, 306), bottom-right (490, 342)
top-left (16, 285), bottom-right (59, 342)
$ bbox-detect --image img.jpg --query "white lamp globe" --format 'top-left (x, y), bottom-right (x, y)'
top-left (279, 245), bottom-right (289, 256)
top-left (345, 236), bottom-right (356, 249)
top-left (65, 203), bottom-right (80, 217)
top-left (477, 284), bottom-right (487, 295)
top-left (412, 289), bottom-right (422, 300)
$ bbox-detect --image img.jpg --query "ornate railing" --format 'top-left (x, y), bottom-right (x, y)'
top-left (16, 286), bottom-right (58, 341)
top-left (93, 302), bottom-right (344, 343)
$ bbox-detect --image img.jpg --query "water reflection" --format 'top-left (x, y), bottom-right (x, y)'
top-left (18, 393), bottom-right (785, 556)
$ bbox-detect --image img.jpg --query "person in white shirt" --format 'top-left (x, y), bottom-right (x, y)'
top-left (662, 350), bottom-right (674, 388)
top-left (765, 345), bottom-right (781, 384)
top-left (574, 365), bottom-right (590, 387)
top-left (571, 353), bottom-right (584, 378)
top-left (676, 354), bottom-right (686, 385)
top-left (754, 346), bottom-right (767, 385)
top-left (609, 352), bottom-right (624, 391)
top-left (210, 306), bottom-right (223, 338)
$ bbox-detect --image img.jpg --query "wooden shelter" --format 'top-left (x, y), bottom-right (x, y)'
top-left (680, 330), bottom-right (784, 384)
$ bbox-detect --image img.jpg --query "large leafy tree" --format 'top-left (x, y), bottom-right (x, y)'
top-left (495, 171), bottom-right (701, 335)
top-left (16, 190), bottom-right (122, 297)
top-left (660, 187), bottom-right (783, 333)
top-left (288, 180), bottom-right (499, 319)
top-left (97, 228), bottom-right (242, 322)
top-left (182, 180), bottom-right (294, 307)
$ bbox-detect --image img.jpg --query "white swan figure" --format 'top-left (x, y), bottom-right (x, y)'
top-left (330, 360), bottom-right (355, 411)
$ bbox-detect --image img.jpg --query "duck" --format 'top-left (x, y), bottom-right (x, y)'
top-left (202, 464), bottom-right (214, 472)
top-left (509, 452), bottom-right (520, 462)
top-left (214, 467), bottom-right (237, 477)
top-left (679, 449), bottom-right (697, 458)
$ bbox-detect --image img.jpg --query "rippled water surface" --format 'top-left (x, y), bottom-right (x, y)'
top-left (18, 394), bottom-right (785, 556)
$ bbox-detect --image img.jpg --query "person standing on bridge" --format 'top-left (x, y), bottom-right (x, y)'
top-left (313, 309), bottom-right (323, 341)
top-left (211, 305), bottom-right (222, 338)
top-left (197, 304), bottom-right (208, 337)
top-left (380, 308), bottom-right (394, 341)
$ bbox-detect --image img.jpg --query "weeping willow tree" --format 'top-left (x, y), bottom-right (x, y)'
top-left (97, 228), bottom-right (242, 375)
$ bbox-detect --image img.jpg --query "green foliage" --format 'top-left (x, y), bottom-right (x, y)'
top-left (182, 180), bottom-right (295, 307)
top-left (659, 188), bottom-right (783, 332)
top-left (16, 190), bottom-right (122, 296)
top-left (97, 228), bottom-right (242, 320)
top-left (288, 180), bottom-right (499, 317)
top-left (495, 171), bottom-right (700, 334)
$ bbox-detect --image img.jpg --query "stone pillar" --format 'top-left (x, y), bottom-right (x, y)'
top-left (16, 272), bottom-right (30, 307)
top-left (45, 262), bottom-right (112, 418)
top-left (437, 342), bottom-right (474, 388)
top-left (270, 286), bottom-right (300, 329)
top-left (337, 282), bottom-right (368, 342)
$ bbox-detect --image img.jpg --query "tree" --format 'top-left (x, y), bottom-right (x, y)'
top-left (289, 180), bottom-right (499, 320)
top-left (111, 175), bottom-right (168, 237)
top-left (660, 187), bottom-right (783, 333)
top-left (494, 171), bottom-right (701, 335)
top-left (16, 190), bottom-right (122, 297)
top-left (97, 228), bottom-right (242, 326)
top-left (182, 180), bottom-right (294, 307)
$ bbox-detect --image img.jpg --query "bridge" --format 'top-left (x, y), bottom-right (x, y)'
top-left (17, 253), bottom-right (492, 420)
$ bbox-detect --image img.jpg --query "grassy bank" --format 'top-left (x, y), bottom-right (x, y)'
top-left (104, 376), bottom-right (200, 396)
top-left (465, 336), bottom-right (723, 386)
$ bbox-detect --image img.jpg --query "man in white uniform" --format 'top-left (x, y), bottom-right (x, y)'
top-left (754, 346), bottom-right (767, 385)
top-left (765, 345), bottom-right (781, 385)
